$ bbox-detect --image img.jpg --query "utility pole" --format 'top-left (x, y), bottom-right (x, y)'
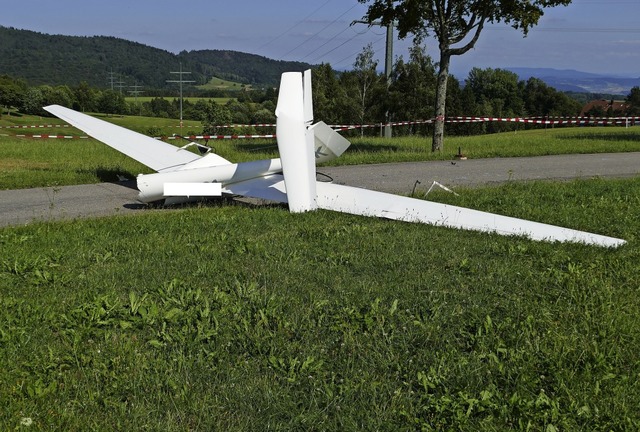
top-left (129, 82), bottom-right (144, 115)
top-left (107, 69), bottom-right (117, 91)
top-left (167, 63), bottom-right (195, 129)
top-left (353, 20), bottom-right (395, 138)
top-left (383, 23), bottom-right (394, 139)
top-left (115, 75), bottom-right (127, 94)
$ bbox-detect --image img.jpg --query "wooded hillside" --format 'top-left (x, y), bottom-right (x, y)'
top-left (0, 26), bottom-right (312, 88)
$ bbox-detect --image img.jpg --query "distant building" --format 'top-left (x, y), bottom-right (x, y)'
top-left (580, 99), bottom-right (630, 117)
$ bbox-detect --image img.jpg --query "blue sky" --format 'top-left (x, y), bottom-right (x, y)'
top-left (1, 0), bottom-right (638, 78)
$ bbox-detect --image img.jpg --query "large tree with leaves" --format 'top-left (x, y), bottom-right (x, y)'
top-left (358, 0), bottom-right (573, 151)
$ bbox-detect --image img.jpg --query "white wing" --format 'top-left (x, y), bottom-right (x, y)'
top-left (316, 182), bottom-right (626, 248)
top-left (44, 104), bottom-right (201, 172)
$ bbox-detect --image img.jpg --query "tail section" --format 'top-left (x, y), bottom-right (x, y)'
top-left (310, 121), bottom-right (351, 163)
top-left (275, 71), bottom-right (318, 213)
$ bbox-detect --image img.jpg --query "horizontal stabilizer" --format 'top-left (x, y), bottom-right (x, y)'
top-left (43, 105), bottom-right (201, 172)
top-left (316, 182), bottom-right (626, 248)
top-left (310, 121), bottom-right (351, 163)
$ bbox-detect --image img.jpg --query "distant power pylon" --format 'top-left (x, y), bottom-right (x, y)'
top-left (107, 69), bottom-right (117, 90)
top-left (115, 76), bottom-right (127, 94)
top-left (167, 63), bottom-right (195, 129)
top-left (129, 82), bottom-right (144, 114)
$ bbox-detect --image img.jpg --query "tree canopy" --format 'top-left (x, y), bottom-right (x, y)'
top-left (358, 0), bottom-right (573, 151)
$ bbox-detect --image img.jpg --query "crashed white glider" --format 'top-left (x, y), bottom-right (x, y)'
top-left (44, 71), bottom-right (625, 248)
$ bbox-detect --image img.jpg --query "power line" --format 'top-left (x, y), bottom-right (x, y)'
top-left (255, 0), bottom-right (333, 52)
top-left (298, 26), bottom-right (351, 62)
top-left (487, 26), bottom-right (640, 33)
top-left (308, 21), bottom-right (379, 64)
top-left (329, 34), bottom-right (386, 70)
top-left (279, 3), bottom-right (359, 60)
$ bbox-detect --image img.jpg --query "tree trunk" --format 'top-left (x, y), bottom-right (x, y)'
top-left (432, 51), bottom-right (451, 152)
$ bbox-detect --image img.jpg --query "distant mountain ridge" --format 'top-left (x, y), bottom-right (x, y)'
top-left (0, 26), bottom-right (312, 88)
top-left (506, 67), bottom-right (640, 95)
top-left (2, 26), bottom-right (639, 96)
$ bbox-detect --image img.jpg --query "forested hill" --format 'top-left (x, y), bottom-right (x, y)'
top-left (179, 50), bottom-right (312, 88)
top-left (0, 26), bottom-right (312, 88)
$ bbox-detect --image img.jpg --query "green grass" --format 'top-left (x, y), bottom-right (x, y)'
top-left (196, 76), bottom-right (252, 91)
top-left (86, 113), bottom-right (203, 134)
top-left (0, 136), bottom-right (152, 189)
top-left (337, 127), bottom-right (640, 165)
top-left (2, 122), bottom-right (639, 190)
top-left (1, 177), bottom-right (639, 430)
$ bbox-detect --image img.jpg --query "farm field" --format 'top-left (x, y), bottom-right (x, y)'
top-left (196, 76), bottom-right (253, 91)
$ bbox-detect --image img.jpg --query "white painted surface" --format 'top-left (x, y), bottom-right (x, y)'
top-left (163, 182), bottom-right (222, 197)
top-left (316, 182), bottom-right (626, 248)
top-left (275, 72), bottom-right (317, 212)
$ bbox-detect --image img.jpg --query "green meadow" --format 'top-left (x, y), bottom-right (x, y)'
top-left (1, 116), bottom-right (640, 430)
top-left (1, 180), bottom-right (639, 430)
top-left (1, 113), bottom-right (640, 189)
top-left (196, 76), bottom-right (253, 91)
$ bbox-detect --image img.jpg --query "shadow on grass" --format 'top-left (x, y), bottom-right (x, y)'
top-left (126, 195), bottom-right (288, 211)
top-left (558, 132), bottom-right (640, 142)
top-left (349, 143), bottom-right (401, 153)
top-left (76, 168), bottom-right (139, 184)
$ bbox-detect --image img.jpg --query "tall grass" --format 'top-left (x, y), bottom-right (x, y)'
top-left (1, 177), bottom-right (639, 430)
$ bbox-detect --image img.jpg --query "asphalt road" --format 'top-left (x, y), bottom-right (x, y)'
top-left (1, 152), bottom-right (639, 228)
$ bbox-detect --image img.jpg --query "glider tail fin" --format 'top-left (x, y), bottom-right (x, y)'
top-left (275, 71), bottom-right (317, 212)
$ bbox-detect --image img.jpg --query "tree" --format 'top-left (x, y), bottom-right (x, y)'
top-left (465, 68), bottom-right (523, 133)
top-left (353, 44), bottom-right (381, 137)
top-left (97, 90), bottom-right (127, 115)
top-left (201, 101), bottom-right (232, 136)
top-left (523, 77), bottom-right (581, 117)
top-left (311, 63), bottom-right (343, 125)
top-left (389, 42), bottom-right (437, 135)
top-left (0, 75), bottom-right (27, 116)
top-left (358, 0), bottom-right (573, 151)
top-left (627, 86), bottom-right (640, 115)
top-left (20, 87), bottom-right (45, 116)
top-left (73, 81), bottom-right (96, 112)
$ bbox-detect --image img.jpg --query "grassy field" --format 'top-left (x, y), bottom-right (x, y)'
top-left (1, 113), bottom-right (640, 429)
top-left (196, 76), bottom-right (252, 91)
top-left (1, 178), bottom-right (639, 430)
top-left (1, 112), bottom-right (640, 190)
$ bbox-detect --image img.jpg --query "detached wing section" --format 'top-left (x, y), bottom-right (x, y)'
top-left (316, 183), bottom-right (626, 248)
top-left (43, 105), bottom-right (201, 172)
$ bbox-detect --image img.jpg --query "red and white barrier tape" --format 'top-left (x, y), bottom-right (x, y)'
top-left (0, 124), bottom-right (70, 129)
top-left (15, 134), bottom-right (89, 139)
top-left (7, 115), bottom-right (639, 139)
top-left (166, 134), bottom-right (276, 140)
